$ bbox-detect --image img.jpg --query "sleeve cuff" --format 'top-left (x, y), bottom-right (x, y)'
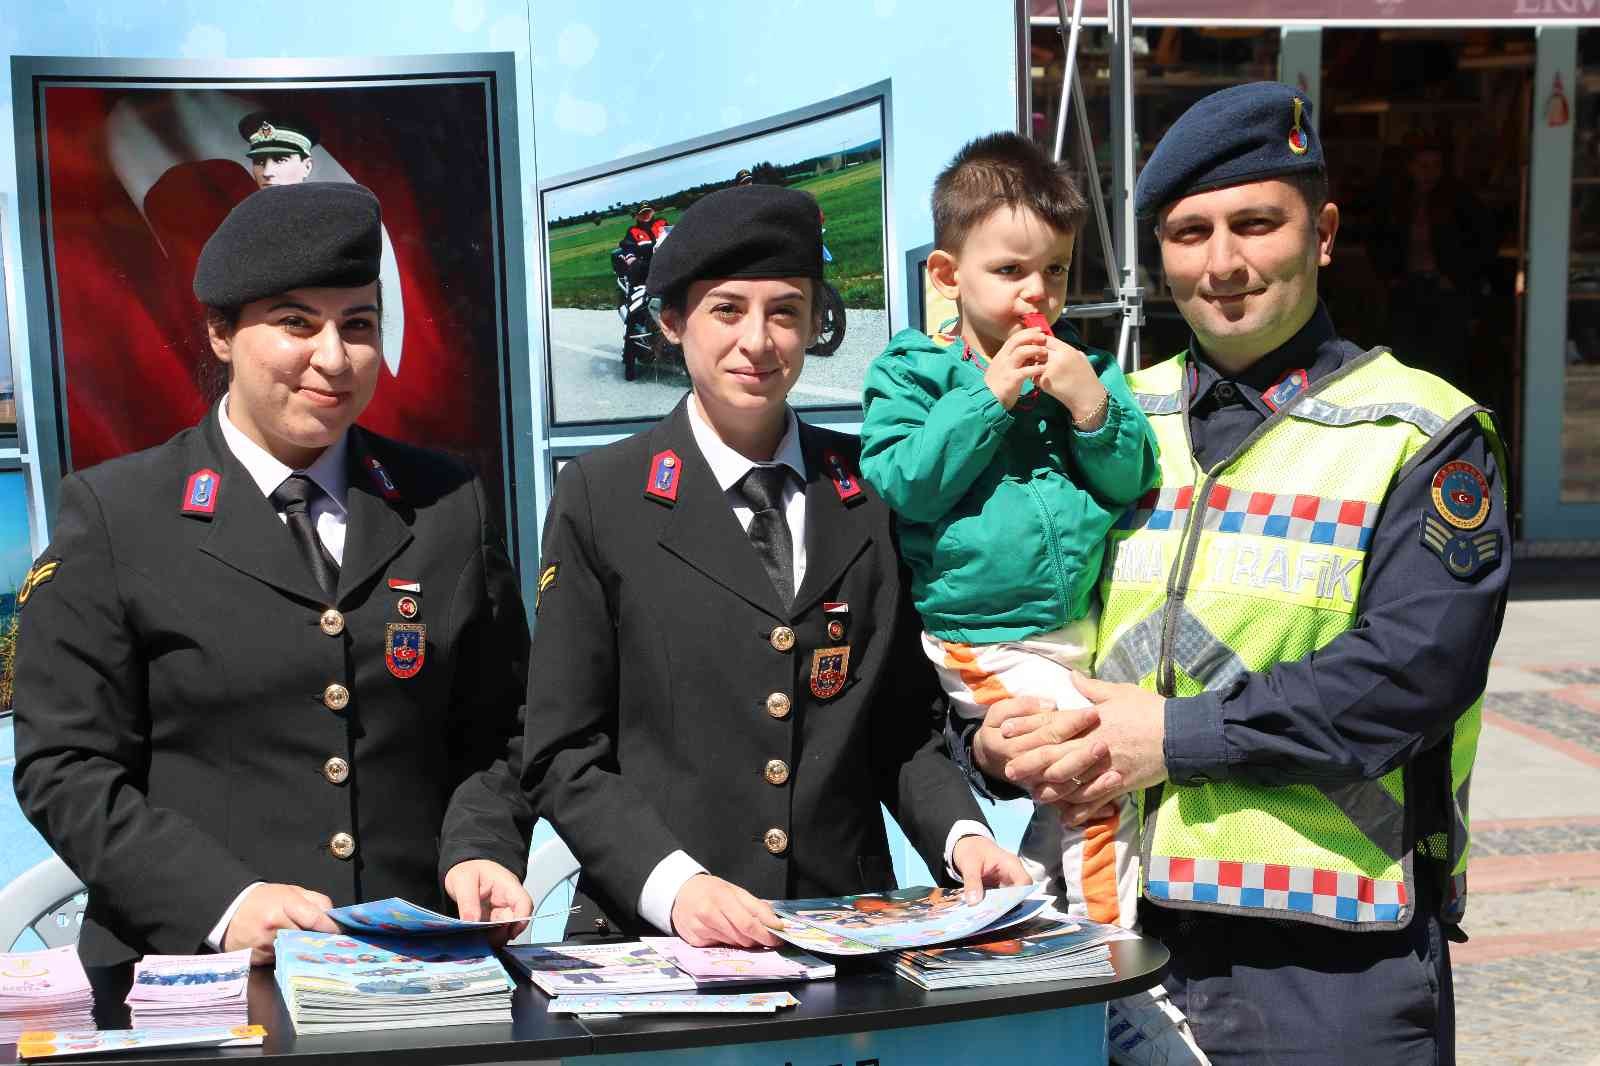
top-left (947, 714), bottom-right (1029, 801)
top-left (637, 850), bottom-right (708, 934)
top-left (206, 882), bottom-right (264, 951)
top-left (1163, 692), bottom-right (1234, 785)
top-left (1070, 390), bottom-right (1125, 444)
top-left (943, 820), bottom-right (994, 880)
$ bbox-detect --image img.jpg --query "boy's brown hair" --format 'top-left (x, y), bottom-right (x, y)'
top-left (932, 132), bottom-right (1088, 252)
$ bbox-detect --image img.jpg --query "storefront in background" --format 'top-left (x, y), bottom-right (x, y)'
top-left (1025, 1), bottom-right (1599, 547)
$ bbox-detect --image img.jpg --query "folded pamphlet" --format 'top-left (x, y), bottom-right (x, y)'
top-left (546, 991), bottom-right (799, 1015)
top-left (15, 1025), bottom-right (266, 1059)
top-left (767, 883), bottom-right (1051, 956)
top-left (324, 897), bottom-right (524, 935)
top-left (502, 942), bottom-right (695, 997)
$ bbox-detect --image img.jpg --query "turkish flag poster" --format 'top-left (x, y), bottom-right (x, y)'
top-left (21, 63), bottom-right (521, 539)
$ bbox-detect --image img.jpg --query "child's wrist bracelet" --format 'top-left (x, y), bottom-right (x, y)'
top-left (1072, 391), bottom-right (1110, 432)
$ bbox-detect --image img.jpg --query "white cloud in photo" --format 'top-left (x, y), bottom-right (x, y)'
top-left (874, 0), bottom-right (897, 14)
top-left (488, 13), bottom-right (529, 52)
top-left (452, 0), bottom-right (487, 33)
top-left (556, 91), bottom-right (608, 136)
top-left (557, 23), bottom-right (599, 68)
top-left (179, 24), bottom-right (227, 59)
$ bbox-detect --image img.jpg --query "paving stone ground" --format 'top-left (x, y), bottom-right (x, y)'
top-left (1454, 577), bottom-right (1600, 1066)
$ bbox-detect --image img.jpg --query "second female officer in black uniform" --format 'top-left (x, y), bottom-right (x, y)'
top-left (524, 184), bottom-right (1028, 947)
top-left (12, 183), bottom-right (533, 965)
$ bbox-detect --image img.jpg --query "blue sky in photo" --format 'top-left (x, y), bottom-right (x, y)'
top-left (0, 473), bottom-right (29, 592)
top-left (545, 103), bottom-right (881, 222)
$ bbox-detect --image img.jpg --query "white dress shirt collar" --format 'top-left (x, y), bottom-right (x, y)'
top-left (685, 396), bottom-right (807, 489)
top-left (217, 396), bottom-right (350, 512)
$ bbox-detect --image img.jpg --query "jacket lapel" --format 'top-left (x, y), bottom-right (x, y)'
top-left (338, 428), bottom-right (415, 600)
top-left (792, 425), bottom-right (872, 615)
top-left (655, 399), bottom-right (789, 619)
top-left (192, 409), bottom-right (328, 605)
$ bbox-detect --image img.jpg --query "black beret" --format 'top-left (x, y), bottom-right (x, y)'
top-left (237, 110), bottom-right (319, 157)
top-left (193, 183), bottom-right (381, 307)
top-left (1134, 82), bottom-right (1324, 218)
top-left (646, 184), bottom-right (823, 299)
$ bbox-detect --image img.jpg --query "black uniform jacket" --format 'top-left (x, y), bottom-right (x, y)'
top-left (12, 409), bottom-right (532, 965)
top-left (524, 398), bottom-right (984, 936)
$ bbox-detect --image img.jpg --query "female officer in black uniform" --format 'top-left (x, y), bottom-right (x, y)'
top-left (524, 184), bottom-right (1027, 947)
top-left (12, 183), bottom-right (533, 965)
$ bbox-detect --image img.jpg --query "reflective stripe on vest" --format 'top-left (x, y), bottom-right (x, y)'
top-left (1099, 347), bottom-right (1500, 930)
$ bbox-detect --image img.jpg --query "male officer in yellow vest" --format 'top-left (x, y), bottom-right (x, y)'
top-left (955, 83), bottom-right (1509, 1065)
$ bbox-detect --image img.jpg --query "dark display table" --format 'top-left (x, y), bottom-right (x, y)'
top-left (1, 938), bottom-right (1167, 1066)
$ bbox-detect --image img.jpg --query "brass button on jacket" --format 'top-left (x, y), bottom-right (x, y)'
top-left (764, 759), bottom-right (790, 786)
top-left (769, 626), bottom-right (796, 653)
top-left (763, 827), bottom-right (789, 855)
top-left (322, 756), bottom-right (350, 785)
top-left (765, 692), bottom-right (792, 719)
top-left (329, 832), bottom-right (356, 860)
top-left (322, 683), bottom-right (350, 711)
top-left (319, 609), bottom-right (345, 637)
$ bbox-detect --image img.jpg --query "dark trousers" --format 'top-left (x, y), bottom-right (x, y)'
top-left (1142, 888), bottom-right (1455, 1066)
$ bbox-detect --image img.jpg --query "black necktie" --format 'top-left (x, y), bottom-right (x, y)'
top-left (738, 466), bottom-right (795, 608)
top-left (270, 474), bottom-right (340, 600)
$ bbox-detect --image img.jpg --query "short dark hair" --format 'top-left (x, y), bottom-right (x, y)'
top-left (1287, 169), bottom-right (1329, 216)
top-left (932, 133), bottom-right (1088, 252)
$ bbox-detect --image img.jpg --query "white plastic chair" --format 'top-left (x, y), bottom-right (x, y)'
top-left (0, 838), bottom-right (582, 951)
top-left (0, 855), bottom-right (86, 951)
top-left (516, 835), bottom-right (581, 945)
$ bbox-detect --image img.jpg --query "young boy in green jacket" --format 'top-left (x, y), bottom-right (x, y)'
top-left (860, 134), bottom-right (1200, 1066)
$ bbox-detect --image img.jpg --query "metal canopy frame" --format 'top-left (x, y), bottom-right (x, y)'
top-left (1047, 0), bottom-right (1143, 370)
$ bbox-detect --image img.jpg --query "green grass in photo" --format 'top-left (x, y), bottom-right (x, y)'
top-left (546, 158), bottom-right (886, 311)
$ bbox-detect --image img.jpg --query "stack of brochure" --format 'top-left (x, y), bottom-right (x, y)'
top-left (0, 946), bottom-right (95, 1042)
top-left (894, 918), bottom-right (1131, 990)
top-left (767, 883), bottom-right (1054, 956)
top-left (641, 938), bottom-right (835, 987)
top-left (273, 930), bottom-right (514, 1035)
top-left (502, 942), bottom-right (696, 997)
top-left (125, 950), bottom-right (250, 1029)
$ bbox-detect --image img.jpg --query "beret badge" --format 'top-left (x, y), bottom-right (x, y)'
top-left (1288, 98), bottom-right (1309, 156)
top-left (252, 122), bottom-right (276, 145)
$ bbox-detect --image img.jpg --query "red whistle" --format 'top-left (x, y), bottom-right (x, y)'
top-left (1021, 312), bottom-right (1050, 331)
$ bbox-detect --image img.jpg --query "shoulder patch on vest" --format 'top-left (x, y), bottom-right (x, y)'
top-left (1430, 460), bottom-right (1491, 531)
top-left (16, 557), bottom-right (61, 609)
top-left (1421, 511), bottom-right (1501, 580)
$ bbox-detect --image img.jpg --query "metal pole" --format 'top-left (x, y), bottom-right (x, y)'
top-left (1050, 0), bottom-right (1085, 163)
top-left (1106, 0), bottom-right (1142, 369)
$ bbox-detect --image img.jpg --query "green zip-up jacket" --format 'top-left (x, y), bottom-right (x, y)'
top-left (859, 325), bottom-right (1159, 644)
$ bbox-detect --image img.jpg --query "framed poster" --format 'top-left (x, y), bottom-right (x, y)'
top-left (538, 82), bottom-right (894, 427)
top-left (11, 54), bottom-right (532, 555)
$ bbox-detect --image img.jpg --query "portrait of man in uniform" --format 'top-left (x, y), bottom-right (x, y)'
top-left (238, 110), bottom-right (317, 188)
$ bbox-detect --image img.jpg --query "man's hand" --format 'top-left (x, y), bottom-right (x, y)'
top-left (951, 835), bottom-right (1032, 903)
top-left (1008, 673), bottom-right (1169, 825)
top-left (222, 883), bottom-right (340, 966)
top-left (1036, 336), bottom-right (1109, 427)
top-left (671, 874), bottom-right (783, 949)
top-left (445, 859), bottom-right (533, 946)
top-left (971, 695), bottom-right (1109, 792)
top-left (983, 328), bottom-right (1049, 409)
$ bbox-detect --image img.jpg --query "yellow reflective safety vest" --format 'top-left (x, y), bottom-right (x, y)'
top-left (1097, 348), bottom-right (1504, 930)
